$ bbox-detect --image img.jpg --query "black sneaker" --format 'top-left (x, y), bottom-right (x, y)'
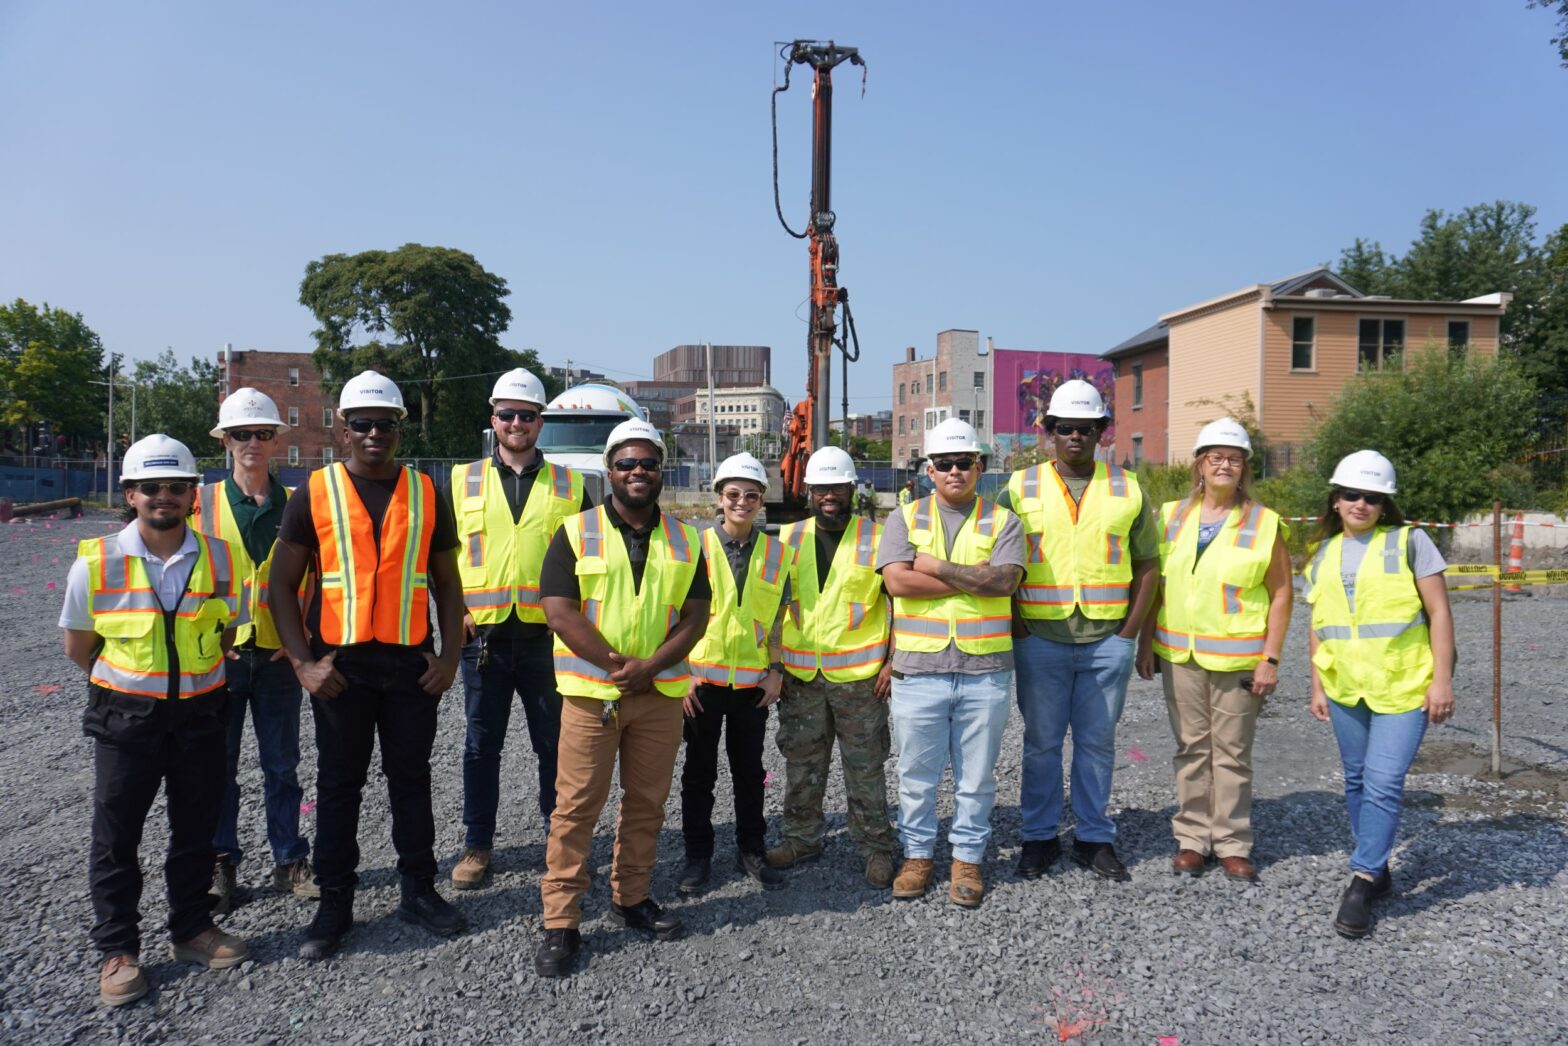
top-left (609, 898), bottom-right (683, 941)
top-left (678, 856), bottom-right (711, 896)
top-left (1070, 840), bottom-right (1131, 882)
top-left (737, 851), bottom-right (784, 890)
top-left (1334, 875), bottom-right (1376, 939)
top-left (397, 877), bottom-right (468, 938)
top-left (534, 928), bottom-right (582, 978)
top-left (1017, 838), bottom-right (1060, 880)
top-left (299, 887), bottom-right (354, 961)
top-left (1371, 866), bottom-right (1394, 900)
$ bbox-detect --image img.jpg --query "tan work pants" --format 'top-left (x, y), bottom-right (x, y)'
top-left (1162, 657), bottom-right (1262, 858)
top-left (541, 691), bottom-right (684, 929)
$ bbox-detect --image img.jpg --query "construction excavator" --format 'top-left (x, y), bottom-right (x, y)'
top-left (772, 39), bottom-right (866, 519)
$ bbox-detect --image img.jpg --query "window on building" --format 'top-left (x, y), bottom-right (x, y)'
top-left (1358, 318), bottom-right (1405, 370)
top-left (288, 406), bottom-right (300, 427)
top-left (973, 371), bottom-right (985, 390)
top-left (322, 447), bottom-right (333, 465)
top-left (1291, 316), bottom-right (1316, 371)
top-left (898, 416), bottom-right (905, 435)
top-left (938, 371), bottom-right (947, 392)
top-left (959, 409), bottom-right (971, 423)
top-left (1131, 435), bottom-right (1143, 465)
top-left (925, 374), bottom-right (933, 394)
top-left (288, 367), bottom-right (300, 387)
top-left (1131, 362), bottom-right (1144, 407)
top-left (975, 409), bottom-right (985, 430)
top-left (288, 445), bottom-right (300, 465)
top-left (1448, 320), bottom-right (1470, 357)
top-left (899, 383), bottom-right (906, 405)
top-left (322, 407), bottom-right (333, 427)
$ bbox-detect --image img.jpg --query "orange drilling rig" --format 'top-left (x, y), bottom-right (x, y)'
top-left (772, 39), bottom-right (866, 517)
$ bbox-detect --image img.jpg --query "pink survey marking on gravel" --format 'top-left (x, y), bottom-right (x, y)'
top-left (300, 800), bottom-right (317, 814)
top-left (1127, 744), bottom-right (1147, 763)
top-left (763, 770), bottom-right (775, 789)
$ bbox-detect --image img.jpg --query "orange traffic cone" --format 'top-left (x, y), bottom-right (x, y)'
top-left (1504, 511), bottom-right (1525, 593)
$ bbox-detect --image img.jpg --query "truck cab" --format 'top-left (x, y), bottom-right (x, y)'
top-left (536, 383), bottom-right (646, 505)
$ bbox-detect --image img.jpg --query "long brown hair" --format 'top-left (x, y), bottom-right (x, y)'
top-left (1311, 488), bottom-right (1407, 543)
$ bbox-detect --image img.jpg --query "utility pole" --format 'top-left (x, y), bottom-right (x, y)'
top-left (105, 366), bottom-right (116, 508)
top-left (705, 340), bottom-right (717, 487)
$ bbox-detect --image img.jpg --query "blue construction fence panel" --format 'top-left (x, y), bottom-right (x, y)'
top-left (0, 464), bottom-right (115, 502)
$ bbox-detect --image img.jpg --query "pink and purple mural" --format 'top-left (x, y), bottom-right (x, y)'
top-left (990, 350), bottom-right (1115, 465)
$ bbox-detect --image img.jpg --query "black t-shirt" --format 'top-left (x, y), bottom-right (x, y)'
top-left (813, 523), bottom-right (848, 590)
top-left (277, 466), bottom-right (459, 660)
top-left (538, 502), bottom-right (711, 604)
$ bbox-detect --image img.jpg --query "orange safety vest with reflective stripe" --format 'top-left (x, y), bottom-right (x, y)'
top-left (79, 529), bottom-right (238, 699)
top-left (779, 516), bottom-right (889, 682)
top-left (451, 458), bottom-right (583, 626)
top-left (1153, 498), bottom-right (1280, 671)
top-left (551, 506), bottom-right (701, 700)
top-left (1007, 461), bottom-right (1141, 621)
top-left (687, 527), bottom-right (787, 687)
top-left (195, 478), bottom-right (290, 648)
top-left (309, 463), bottom-right (436, 647)
top-left (892, 496), bottom-right (1013, 655)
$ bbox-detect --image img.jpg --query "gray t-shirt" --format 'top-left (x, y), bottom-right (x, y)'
top-left (876, 497), bottom-right (1025, 675)
top-left (1340, 527), bottom-right (1446, 614)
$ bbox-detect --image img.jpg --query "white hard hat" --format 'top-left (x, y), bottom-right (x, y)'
top-left (804, 445), bottom-right (858, 485)
top-left (1330, 450), bottom-right (1398, 495)
top-left (1045, 379), bottom-right (1108, 420)
top-left (924, 418), bottom-right (983, 459)
top-left (122, 434), bottom-right (199, 482)
top-left (603, 418), bottom-right (667, 467)
top-left (490, 367), bottom-right (548, 408)
top-left (1193, 418), bottom-right (1253, 456)
top-left (338, 370), bottom-right (407, 418)
top-left (210, 387), bottom-right (286, 439)
top-left (713, 452), bottom-right (768, 493)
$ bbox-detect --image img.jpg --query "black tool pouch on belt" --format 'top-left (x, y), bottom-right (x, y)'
top-left (82, 687), bottom-right (161, 750)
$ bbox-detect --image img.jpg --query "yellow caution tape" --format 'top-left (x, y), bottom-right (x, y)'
top-left (1448, 569), bottom-right (1568, 591)
top-left (1449, 563), bottom-right (1498, 576)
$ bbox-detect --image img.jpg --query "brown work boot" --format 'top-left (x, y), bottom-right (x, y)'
top-left (98, 954), bottom-right (147, 1007)
top-left (891, 858), bottom-right (934, 899)
top-left (169, 926), bottom-right (250, 970)
top-left (950, 860), bottom-right (985, 907)
top-left (209, 855), bottom-right (250, 916)
top-left (451, 848), bottom-right (492, 890)
top-left (272, 858), bottom-right (321, 899)
top-left (864, 852), bottom-right (897, 889)
top-left (764, 838), bottom-right (822, 870)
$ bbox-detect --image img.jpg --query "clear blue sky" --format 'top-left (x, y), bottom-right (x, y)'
top-left (3, 1), bottom-right (1564, 417)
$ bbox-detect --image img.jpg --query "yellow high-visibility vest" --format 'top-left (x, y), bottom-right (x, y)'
top-left (79, 529), bottom-right (238, 699)
top-left (898, 487), bottom-right (913, 506)
top-left (780, 516), bottom-right (889, 682)
top-left (1306, 526), bottom-right (1433, 714)
top-left (687, 528), bottom-right (787, 687)
top-left (552, 506), bottom-right (701, 700)
top-left (1153, 498), bottom-right (1280, 671)
top-left (195, 479), bottom-right (289, 648)
top-left (891, 496), bottom-right (1012, 655)
top-left (452, 458), bottom-right (584, 625)
top-left (1008, 461), bottom-right (1141, 621)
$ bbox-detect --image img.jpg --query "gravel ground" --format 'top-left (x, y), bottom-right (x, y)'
top-left (1, 511), bottom-right (1565, 1044)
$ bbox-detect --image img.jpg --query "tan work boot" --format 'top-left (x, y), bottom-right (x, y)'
top-left (209, 855), bottom-right (250, 917)
top-left (950, 860), bottom-right (985, 908)
top-left (451, 848), bottom-right (492, 890)
top-left (272, 858), bottom-right (321, 899)
top-left (99, 954), bottom-right (147, 1007)
top-left (891, 858), bottom-right (934, 899)
top-left (764, 839), bottom-right (822, 870)
top-left (864, 852), bottom-right (896, 889)
top-left (170, 926), bottom-right (250, 969)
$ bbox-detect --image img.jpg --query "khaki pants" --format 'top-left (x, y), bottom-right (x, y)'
top-left (541, 691), bottom-right (684, 929)
top-left (1162, 657), bottom-right (1262, 858)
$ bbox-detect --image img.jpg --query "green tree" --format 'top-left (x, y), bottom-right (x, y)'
top-left (1335, 238), bottom-right (1396, 296)
top-left (1527, 0), bottom-right (1568, 67)
top-left (0, 299), bottom-right (107, 446)
top-left (299, 244), bottom-right (517, 456)
top-left (113, 349), bottom-right (223, 457)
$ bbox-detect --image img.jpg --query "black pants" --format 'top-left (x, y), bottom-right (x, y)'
top-left (310, 650), bottom-right (440, 891)
top-left (85, 686), bottom-right (228, 958)
top-left (681, 684), bottom-right (768, 858)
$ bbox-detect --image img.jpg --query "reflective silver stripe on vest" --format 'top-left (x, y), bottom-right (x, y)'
top-left (99, 540), bottom-right (129, 591)
top-left (1354, 614), bottom-right (1425, 640)
top-left (1193, 634), bottom-right (1266, 657)
top-left (92, 590), bottom-right (161, 613)
top-left (1308, 539), bottom-right (1330, 587)
top-left (849, 603), bottom-right (866, 630)
top-left (1026, 532), bottom-right (1044, 563)
top-left (464, 589), bottom-right (512, 610)
top-left (197, 483), bottom-right (217, 524)
top-left (974, 500), bottom-right (997, 538)
top-left (253, 583), bottom-right (270, 610)
top-left (758, 537), bottom-right (784, 585)
top-left (1314, 625), bottom-right (1354, 641)
top-left (1164, 499), bottom-right (1192, 545)
top-left (583, 598), bottom-right (602, 628)
top-left (853, 518), bottom-right (875, 568)
top-left (579, 509), bottom-right (602, 559)
top-left (554, 654), bottom-right (611, 681)
top-left (822, 644), bottom-right (885, 669)
top-left (753, 620), bottom-right (767, 646)
top-left (1235, 503), bottom-right (1263, 550)
top-left (781, 648), bottom-right (817, 670)
top-left (955, 618), bottom-right (1009, 639)
top-left (1017, 584), bottom-right (1074, 605)
top-left (894, 615), bottom-right (949, 637)
top-left (1383, 527), bottom-right (1403, 573)
top-left (465, 464), bottom-right (483, 498)
top-left (1106, 533), bottom-right (1124, 565)
top-left (1022, 465), bottom-right (1042, 499)
top-left (1079, 584), bottom-right (1130, 603)
top-left (396, 467), bottom-right (426, 646)
top-left (1223, 584), bottom-right (1243, 615)
top-left (516, 584), bottom-right (541, 608)
top-left (1107, 465), bottom-right (1127, 497)
top-left (656, 662), bottom-right (690, 682)
top-left (784, 523), bottom-right (807, 555)
top-left (912, 497), bottom-right (932, 534)
top-left (1154, 626), bottom-right (1187, 648)
top-left (467, 532), bottom-right (483, 568)
top-left (661, 513), bottom-right (691, 562)
top-left (550, 464), bottom-right (573, 500)
top-left (90, 659), bottom-right (227, 698)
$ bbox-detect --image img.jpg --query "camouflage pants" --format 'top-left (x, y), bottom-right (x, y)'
top-left (775, 673), bottom-right (899, 857)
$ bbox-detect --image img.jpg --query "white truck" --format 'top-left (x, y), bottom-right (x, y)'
top-left (535, 383), bottom-right (646, 505)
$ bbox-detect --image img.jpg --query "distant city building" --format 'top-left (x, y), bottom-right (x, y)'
top-left (655, 344), bottom-right (771, 387)
top-left (216, 349), bottom-right (337, 467)
top-left (675, 385), bottom-right (789, 459)
top-left (828, 411), bottom-right (893, 440)
top-left (669, 422), bottom-right (740, 465)
top-left (621, 380), bottom-right (696, 432)
top-left (546, 363), bottom-right (608, 386)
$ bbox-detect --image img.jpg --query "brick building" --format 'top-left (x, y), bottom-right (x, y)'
top-left (655, 344), bottom-right (771, 387)
top-left (216, 349), bottom-right (338, 467)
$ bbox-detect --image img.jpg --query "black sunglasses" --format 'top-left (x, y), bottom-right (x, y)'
top-left (346, 417), bottom-right (400, 434)
top-left (930, 457), bottom-right (977, 473)
top-left (129, 481), bottom-right (192, 496)
top-left (226, 428), bottom-right (275, 443)
top-left (1050, 422), bottom-right (1099, 437)
top-left (493, 409), bottom-right (540, 424)
top-left (611, 457), bottom-right (661, 473)
top-left (1337, 489), bottom-right (1386, 506)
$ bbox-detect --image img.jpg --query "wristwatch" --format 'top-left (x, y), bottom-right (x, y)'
top-left (1264, 655), bottom-right (1279, 666)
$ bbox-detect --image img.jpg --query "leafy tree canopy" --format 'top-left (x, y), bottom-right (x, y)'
top-left (113, 349), bottom-right (223, 459)
top-left (1527, 1), bottom-right (1568, 67)
top-left (0, 298), bottom-right (107, 443)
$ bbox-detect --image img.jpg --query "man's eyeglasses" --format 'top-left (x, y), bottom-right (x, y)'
top-left (1336, 489), bottom-right (1386, 506)
top-left (129, 481), bottom-right (192, 496)
top-left (1050, 422), bottom-right (1099, 437)
top-left (720, 489), bottom-right (762, 504)
top-left (611, 457), bottom-right (661, 473)
top-left (493, 409), bottom-right (540, 424)
top-left (1202, 451), bottom-right (1247, 469)
top-left (930, 457), bottom-right (977, 473)
top-left (226, 428), bottom-right (275, 443)
top-left (346, 417), bottom-right (400, 434)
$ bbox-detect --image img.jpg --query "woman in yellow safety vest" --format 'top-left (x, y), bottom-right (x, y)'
top-left (1304, 450), bottom-right (1454, 940)
top-left (1138, 419), bottom-right (1292, 885)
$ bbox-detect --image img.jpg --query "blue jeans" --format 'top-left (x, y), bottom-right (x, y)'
top-left (1015, 631), bottom-right (1136, 844)
top-left (214, 647), bottom-right (308, 866)
top-left (460, 630), bottom-right (562, 849)
top-left (889, 671), bottom-right (1012, 864)
top-left (1328, 700), bottom-right (1428, 875)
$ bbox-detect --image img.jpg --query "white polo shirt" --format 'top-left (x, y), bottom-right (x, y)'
top-left (58, 521), bottom-right (247, 630)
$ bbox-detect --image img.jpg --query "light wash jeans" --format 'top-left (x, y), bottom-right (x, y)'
top-left (1327, 699), bottom-right (1428, 875)
top-left (889, 671), bottom-right (1012, 864)
top-left (1015, 631), bottom-right (1136, 844)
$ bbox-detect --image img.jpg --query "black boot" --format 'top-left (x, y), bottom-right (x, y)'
top-left (1070, 840), bottom-right (1130, 882)
top-left (300, 887), bottom-right (354, 960)
top-left (397, 876), bottom-right (468, 938)
top-left (1371, 866), bottom-right (1394, 900)
top-left (678, 855), bottom-right (711, 896)
top-left (1017, 838), bottom-right (1060, 880)
top-left (534, 927), bottom-right (582, 978)
top-left (610, 897), bottom-right (683, 941)
top-left (737, 852), bottom-right (783, 890)
top-left (1334, 875), bottom-right (1376, 939)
